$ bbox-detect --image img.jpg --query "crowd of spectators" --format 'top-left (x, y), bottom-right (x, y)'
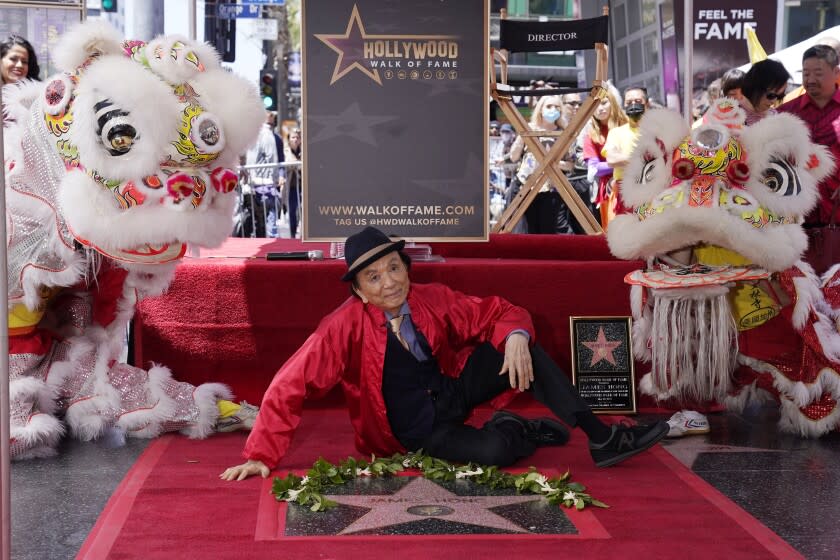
top-left (7, 28), bottom-right (840, 238)
top-left (489, 32), bottom-right (840, 234)
top-left (488, 80), bottom-right (647, 233)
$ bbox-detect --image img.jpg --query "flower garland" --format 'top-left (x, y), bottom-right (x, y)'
top-left (271, 452), bottom-right (608, 512)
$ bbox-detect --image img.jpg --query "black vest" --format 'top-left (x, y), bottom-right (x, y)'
top-left (381, 328), bottom-right (452, 449)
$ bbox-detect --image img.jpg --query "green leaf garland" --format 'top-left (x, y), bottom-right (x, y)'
top-left (271, 452), bottom-right (608, 512)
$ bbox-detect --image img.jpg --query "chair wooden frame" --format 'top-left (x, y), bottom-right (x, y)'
top-left (491, 9), bottom-right (609, 234)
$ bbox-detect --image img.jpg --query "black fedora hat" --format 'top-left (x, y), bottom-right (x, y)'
top-left (341, 226), bottom-right (405, 282)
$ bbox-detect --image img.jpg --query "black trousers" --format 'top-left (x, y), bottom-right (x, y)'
top-left (414, 343), bottom-right (590, 467)
top-left (525, 190), bottom-right (576, 234)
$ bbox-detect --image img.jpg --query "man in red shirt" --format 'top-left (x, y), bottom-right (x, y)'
top-left (778, 44), bottom-right (840, 225)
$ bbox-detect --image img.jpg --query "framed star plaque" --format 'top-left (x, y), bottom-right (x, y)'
top-left (301, 0), bottom-right (489, 241)
top-left (569, 316), bottom-right (636, 414)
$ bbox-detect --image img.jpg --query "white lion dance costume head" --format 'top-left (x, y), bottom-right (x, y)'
top-left (3, 22), bottom-right (264, 458)
top-left (608, 99), bottom-right (840, 436)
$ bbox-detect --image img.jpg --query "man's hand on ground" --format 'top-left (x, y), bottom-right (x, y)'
top-left (499, 333), bottom-right (534, 391)
top-left (219, 459), bottom-right (269, 481)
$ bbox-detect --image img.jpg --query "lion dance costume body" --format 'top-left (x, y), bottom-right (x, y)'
top-left (607, 98), bottom-right (840, 437)
top-left (3, 22), bottom-right (264, 458)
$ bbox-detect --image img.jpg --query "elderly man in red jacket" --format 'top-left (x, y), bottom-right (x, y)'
top-left (221, 227), bottom-right (667, 481)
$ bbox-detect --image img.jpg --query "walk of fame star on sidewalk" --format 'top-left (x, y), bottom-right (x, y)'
top-left (662, 439), bottom-right (788, 469)
top-left (324, 477), bottom-right (540, 535)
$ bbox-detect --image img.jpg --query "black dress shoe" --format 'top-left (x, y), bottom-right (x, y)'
top-left (489, 410), bottom-right (570, 447)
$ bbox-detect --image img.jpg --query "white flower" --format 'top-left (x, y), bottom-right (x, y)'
top-left (356, 467), bottom-right (372, 476)
top-left (563, 491), bottom-right (577, 501)
top-left (300, 476), bottom-right (310, 486)
top-left (286, 487), bottom-right (303, 501)
top-left (524, 473), bottom-right (553, 493)
top-left (455, 467), bottom-right (483, 479)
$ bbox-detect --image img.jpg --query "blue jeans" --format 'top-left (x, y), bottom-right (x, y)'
top-left (253, 186), bottom-right (279, 238)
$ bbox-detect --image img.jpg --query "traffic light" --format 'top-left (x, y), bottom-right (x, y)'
top-left (259, 70), bottom-right (277, 111)
top-left (101, 0), bottom-right (118, 12)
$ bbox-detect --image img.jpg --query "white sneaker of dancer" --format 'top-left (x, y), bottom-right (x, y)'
top-left (666, 410), bottom-right (710, 437)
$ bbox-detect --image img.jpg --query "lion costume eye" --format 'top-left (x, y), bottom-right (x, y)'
top-left (640, 159), bottom-right (657, 184)
top-left (761, 158), bottom-right (800, 197)
top-left (94, 98), bottom-right (138, 156)
top-left (190, 112), bottom-right (226, 154)
top-left (109, 133), bottom-right (135, 152)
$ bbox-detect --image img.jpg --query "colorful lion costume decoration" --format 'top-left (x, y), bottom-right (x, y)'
top-left (3, 22), bottom-right (264, 458)
top-left (607, 99), bottom-right (840, 436)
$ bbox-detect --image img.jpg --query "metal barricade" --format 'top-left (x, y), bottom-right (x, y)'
top-left (235, 161), bottom-right (302, 238)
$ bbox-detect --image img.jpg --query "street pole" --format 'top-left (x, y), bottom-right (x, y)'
top-left (189, 0), bottom-right (197, 41)
top-left (683, 0), bottom-right (694, 125)
top-left (266, 4), bottom-right (290, 120)
top-left (1, 81), bottom-right (13, 560)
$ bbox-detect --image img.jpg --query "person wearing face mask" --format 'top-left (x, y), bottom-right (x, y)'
top-left (779, 44), bottom-right (840, 226)
top-left (507, 95), bottom-right (576, 233)
top-left (581, 84), bottom-right (627, 228)
top-left (602, 86), bottom-right (649, 220)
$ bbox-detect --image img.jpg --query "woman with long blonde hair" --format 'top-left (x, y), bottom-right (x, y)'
top-left (581, 83), bottom-right (626, 227)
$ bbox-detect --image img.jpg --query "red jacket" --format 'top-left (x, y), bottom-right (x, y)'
top-left (243, 282), bottom-right (535, 468)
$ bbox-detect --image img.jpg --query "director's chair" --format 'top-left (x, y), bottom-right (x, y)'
top-left (491, 8), bottom-right (609, 234)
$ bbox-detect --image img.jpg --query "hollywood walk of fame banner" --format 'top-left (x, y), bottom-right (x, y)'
top-left (569, 316), bottom-right (636, 414)
top-left (301, 0), bottom-right (489, 241)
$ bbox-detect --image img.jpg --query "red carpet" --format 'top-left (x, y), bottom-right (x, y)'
top-left (77, 407), bottom-right (802, 560)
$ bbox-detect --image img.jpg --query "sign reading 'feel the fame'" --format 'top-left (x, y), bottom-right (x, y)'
top-left (302, 0), bottom-right (489, 240)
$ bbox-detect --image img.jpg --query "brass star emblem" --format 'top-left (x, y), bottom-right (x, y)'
top-left (314, 5), bottom-right (382, 85)
top-left (314, 4), bottom-right (458, 86)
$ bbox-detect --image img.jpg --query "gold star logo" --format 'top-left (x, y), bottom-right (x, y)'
top-left (314, 4), bottom-right (458, 86)
top-left (315, 5), bottom-right (382, 85)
